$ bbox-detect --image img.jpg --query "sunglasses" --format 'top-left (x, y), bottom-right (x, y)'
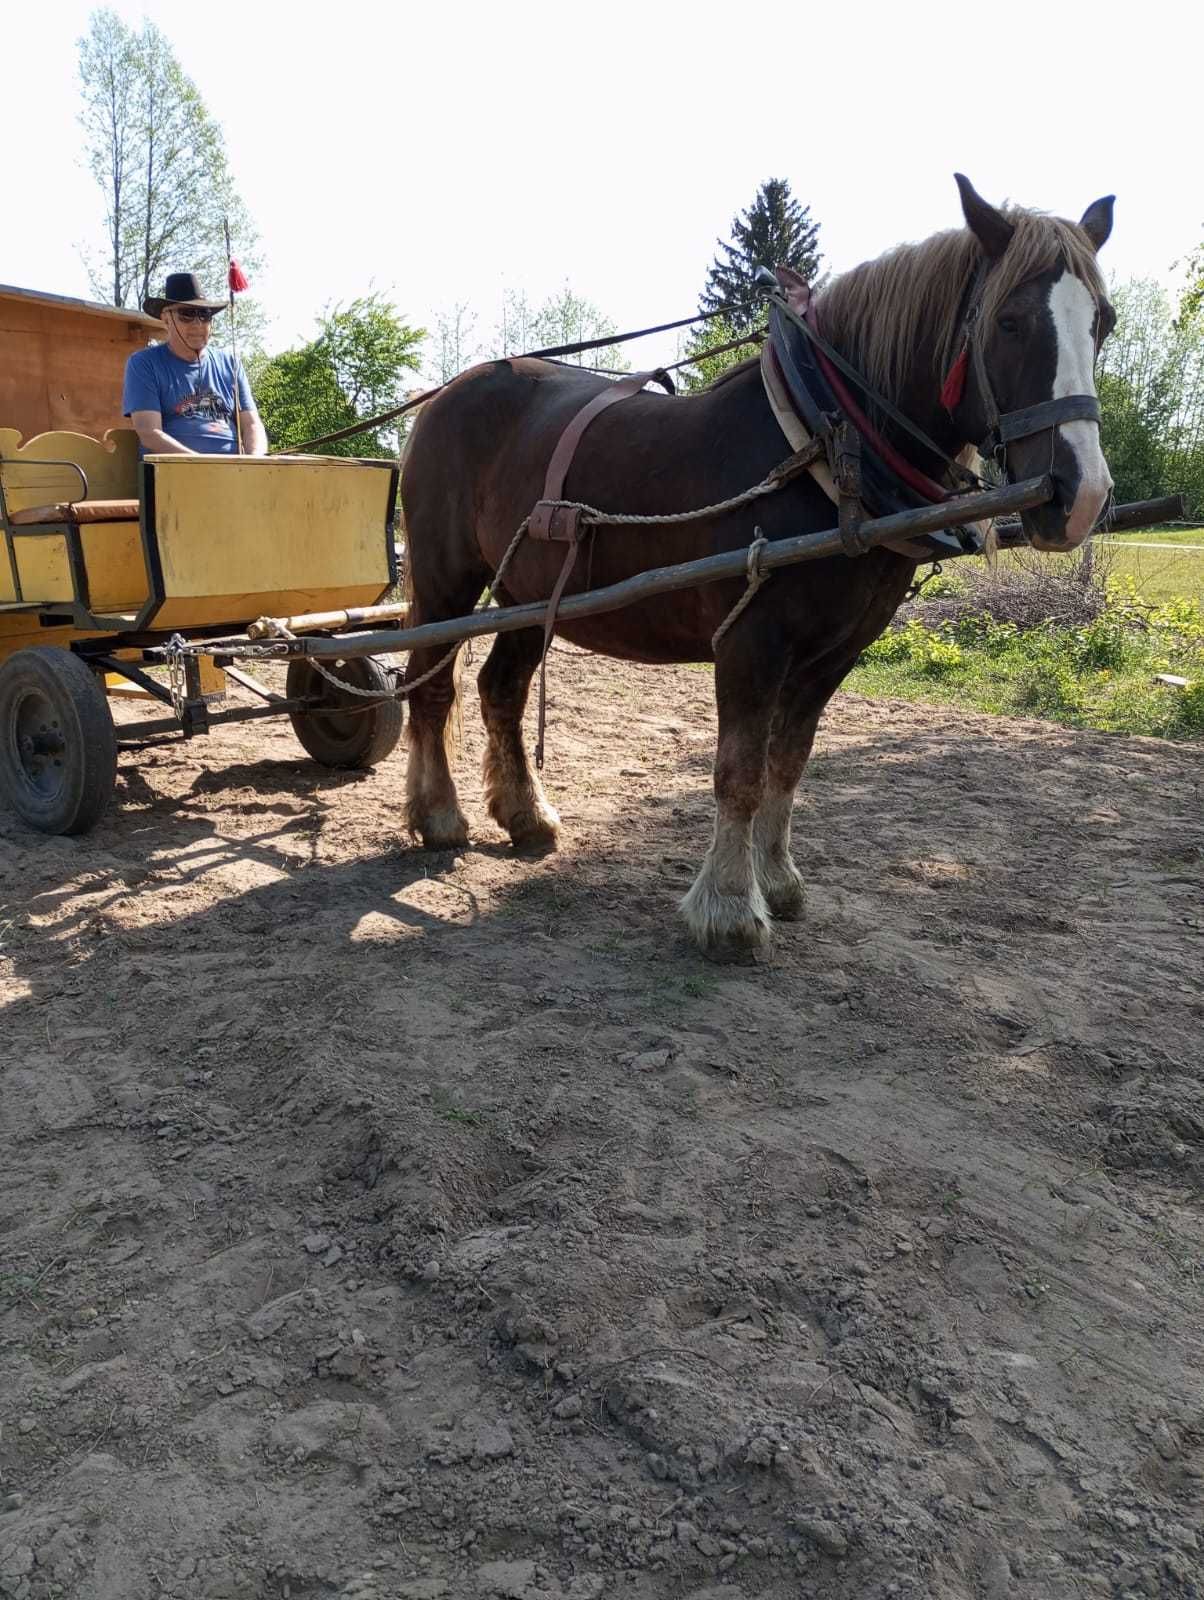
top-left (169, 306), bottom-right (215, 324)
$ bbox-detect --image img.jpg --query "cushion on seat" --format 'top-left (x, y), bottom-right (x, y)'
top-left (8, 499), bottom-right (141, 526)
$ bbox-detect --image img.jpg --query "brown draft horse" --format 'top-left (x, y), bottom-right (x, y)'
top-left (400, 175), bottom-right (1115, 955)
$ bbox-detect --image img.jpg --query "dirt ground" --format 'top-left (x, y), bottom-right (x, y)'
top-left (2, 649), bottom-right (1202, 1600)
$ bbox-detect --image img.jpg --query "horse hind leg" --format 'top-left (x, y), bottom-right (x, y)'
top-left (478, 625), bottom-right (561, 853)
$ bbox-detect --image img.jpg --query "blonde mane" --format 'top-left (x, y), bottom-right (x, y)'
top-left (816, 208), bottom-right (1107, 403)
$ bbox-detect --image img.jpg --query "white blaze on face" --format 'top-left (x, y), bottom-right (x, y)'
top-left (1049, 272), bottom-right (1113, 542)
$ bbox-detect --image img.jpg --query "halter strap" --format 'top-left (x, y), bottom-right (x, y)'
top-left (951, 261), bottom-right (1104, 459)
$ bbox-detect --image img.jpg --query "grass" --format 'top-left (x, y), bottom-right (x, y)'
top-left (846, 569), bottom-right (1204, 741)
top-left (1107, 524), bottom-right (1204, 546)
top-left (1094, 541), bottom-right (1204, 605)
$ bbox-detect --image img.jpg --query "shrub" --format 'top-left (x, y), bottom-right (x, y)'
top-left (862, 619), bottom-right (964, 675)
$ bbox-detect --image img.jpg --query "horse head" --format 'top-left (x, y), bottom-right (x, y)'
top-left (951, 174), bottom-right (1116, 551)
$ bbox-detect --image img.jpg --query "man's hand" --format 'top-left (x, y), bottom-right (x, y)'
top-left (130, 410), bottom-right (196, 455)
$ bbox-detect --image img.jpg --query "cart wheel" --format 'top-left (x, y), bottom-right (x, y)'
top-left (286, 656), bottom-right (403, 769)
top-left (0, 647), bottom-right (117, 835)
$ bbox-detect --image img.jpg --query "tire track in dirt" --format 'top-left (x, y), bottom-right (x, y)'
top-left (2, 656), bottom-right (1201, 1599)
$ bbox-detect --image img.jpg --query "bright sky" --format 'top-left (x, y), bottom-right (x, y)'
top-left (6, 0), bottom-right (1198, 377)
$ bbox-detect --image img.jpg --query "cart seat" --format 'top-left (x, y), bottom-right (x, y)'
top-left (8, 498), bottom-right (140, 526)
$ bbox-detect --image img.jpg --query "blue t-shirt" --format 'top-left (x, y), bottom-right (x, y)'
top-left (122, 344), bottom-right (254, 454)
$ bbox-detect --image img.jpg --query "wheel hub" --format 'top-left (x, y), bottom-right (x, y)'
top-left (13, 692), bottom-right (66, 794)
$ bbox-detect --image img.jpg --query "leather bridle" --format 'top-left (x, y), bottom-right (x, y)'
top-left (941, 258), bottom-right (1102, 468)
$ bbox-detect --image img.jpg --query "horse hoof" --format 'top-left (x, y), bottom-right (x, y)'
top-left (506, 803), bottom-right (561, 856)
top-left (679, 881), bottom-right (772, 957)
top-left (414, 806), bottom-right (470, 850)
top-left (762, 874), bottom-right (806, 921)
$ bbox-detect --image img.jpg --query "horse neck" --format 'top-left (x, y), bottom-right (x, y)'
top-left (820, 263), bottom-right (972, 477)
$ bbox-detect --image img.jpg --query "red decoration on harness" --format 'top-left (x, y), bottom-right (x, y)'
top-left (228, 259), bottom-right (249, 293)
top-left (940, 346), bottom-right (968, 413)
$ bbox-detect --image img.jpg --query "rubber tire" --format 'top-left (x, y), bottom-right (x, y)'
top-left (0, 647), bottom-right (117, 836)
top-left (286, 656), bottom-right (404, 769)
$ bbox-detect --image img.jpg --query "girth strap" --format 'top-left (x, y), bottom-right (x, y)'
top-left (528, 370), bottom-right (662, 767)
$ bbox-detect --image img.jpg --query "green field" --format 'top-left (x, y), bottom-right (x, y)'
top-left (1098, 526), bottom-right (1204, 603)
top-left (842, 533), bottom-right (1204, 740)
top-left (1109, 525), bottom-right (1204, 545)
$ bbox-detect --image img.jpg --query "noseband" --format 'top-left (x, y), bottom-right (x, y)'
top-left (941, 259), bottom-right (1102, 464)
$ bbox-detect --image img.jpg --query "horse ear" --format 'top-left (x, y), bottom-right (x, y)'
top-left (954, 172), bottom-right (1014, 260)
top-left (774, 265), bottom-right (812, 316)
top-left (1079, 195), bottom-right (1115, 252)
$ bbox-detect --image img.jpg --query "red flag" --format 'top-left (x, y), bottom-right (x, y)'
top-left (228, 259), bottom-right (249, 294)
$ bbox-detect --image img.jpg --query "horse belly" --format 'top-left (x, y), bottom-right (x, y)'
top-left (553, 595), bottom-right (717, 665)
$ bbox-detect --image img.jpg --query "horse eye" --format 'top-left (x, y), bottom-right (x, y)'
top-left (998, 316), bottom-right (1021, 336)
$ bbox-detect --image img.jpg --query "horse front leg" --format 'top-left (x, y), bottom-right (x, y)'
top-left (680, 653), bottom-right (785, 956)
top-left (753, 619), bottom-right (898, 918)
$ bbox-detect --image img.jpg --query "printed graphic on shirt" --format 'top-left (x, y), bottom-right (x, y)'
top-left (173, 389), bottom-right (233, 430)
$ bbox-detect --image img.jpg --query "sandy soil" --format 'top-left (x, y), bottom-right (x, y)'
top-left (2, 649), bottom-right (1202, 1600)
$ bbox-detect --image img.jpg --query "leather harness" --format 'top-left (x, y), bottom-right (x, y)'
top-left (521, 258), bottom-right (1103, 760)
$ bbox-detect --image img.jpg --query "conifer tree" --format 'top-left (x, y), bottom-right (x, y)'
top-left (700, 179), bottom-right (822, 331)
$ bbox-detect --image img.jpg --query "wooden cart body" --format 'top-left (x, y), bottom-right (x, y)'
top-left (0, 422), bottom-right (402, 834)
top-left (0, 428), bottom-right (397, 655)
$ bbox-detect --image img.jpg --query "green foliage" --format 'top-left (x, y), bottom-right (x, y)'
top-left (77, 9), bottom-right (264, 348)
top-left (701, 178), bottom-right (822, 333)
top-left (1097, 279), bottom-right (1204, 514)
top-left (1179, 234), bottom-right (1204, 326)
top-left (249, 295), bottom-right (425, 457)
top-left (431, 302), bottom-right (481, 384)
top-left (675, 314), bottom-right (760, 394)
top-left (862, 619), bottom-right (964, 675)
top-left (491, 284), bottom-right (628, 371)
top-left (850, 575), bottom-right (1204, 741)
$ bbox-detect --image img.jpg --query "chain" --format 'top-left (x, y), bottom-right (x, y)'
top-left (156, 461), bottom-right (806, 698)
top-left (904, 561), bottom-right (943, 602)
top-left (164, 633), bottom-right (188, 715)
top-left (258, 517), bottom-right (535, 703)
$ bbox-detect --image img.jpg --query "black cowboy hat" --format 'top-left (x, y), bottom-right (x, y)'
top-left (143, 272), bottom-right (227, 319)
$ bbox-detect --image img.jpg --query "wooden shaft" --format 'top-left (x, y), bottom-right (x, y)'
top-left (995, 492), bottom-right (1188, 546)
top-left (1099, 494), bottom-right (1188, 533)
top-left (286, 476), bottom-right (1053, 661)
top-left (246, 600), bottom-right (411, 640)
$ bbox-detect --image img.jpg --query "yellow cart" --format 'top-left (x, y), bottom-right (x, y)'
top-left (0, 425), bottom-right (402, 834)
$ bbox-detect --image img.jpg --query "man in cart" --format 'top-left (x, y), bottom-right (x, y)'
top-left (123, 271), bottom-right (267, 457)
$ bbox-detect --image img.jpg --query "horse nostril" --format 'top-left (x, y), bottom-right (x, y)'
top-left (1050, 475), bottom-right (1078, 516)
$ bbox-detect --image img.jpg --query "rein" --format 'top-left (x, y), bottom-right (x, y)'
top-left (763, 252), bottom-right (1104, 518)
top-left (272, 300), bottom-right (756, 456)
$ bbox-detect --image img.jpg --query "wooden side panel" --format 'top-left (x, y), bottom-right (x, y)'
top-left (149, 457), bottom-right (393, 621)
top-left (13, 534), bottom-right (73, 602)
top-left (81, 521), bottom-right (149, 611)
top-left (0, 427), bottom-right (141, 512)
top-left (0, 299), bottom-right (153, 440)
top-left (0, 615), bottom-right (122, 667)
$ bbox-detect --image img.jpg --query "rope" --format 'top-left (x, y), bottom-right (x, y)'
top-left (260, 518), bottom-right (535, 702)
top-left (711, 531), bottom-right (770, 652)
top-left (159, 455), bottom-right (810, 706)
top-left (536, 463), bottom-right (795, 532)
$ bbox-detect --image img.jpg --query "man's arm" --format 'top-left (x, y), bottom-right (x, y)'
top-left (239, 408), bottom-right (268, 456)
top-left (129, 411), bottom-right (197, 455)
